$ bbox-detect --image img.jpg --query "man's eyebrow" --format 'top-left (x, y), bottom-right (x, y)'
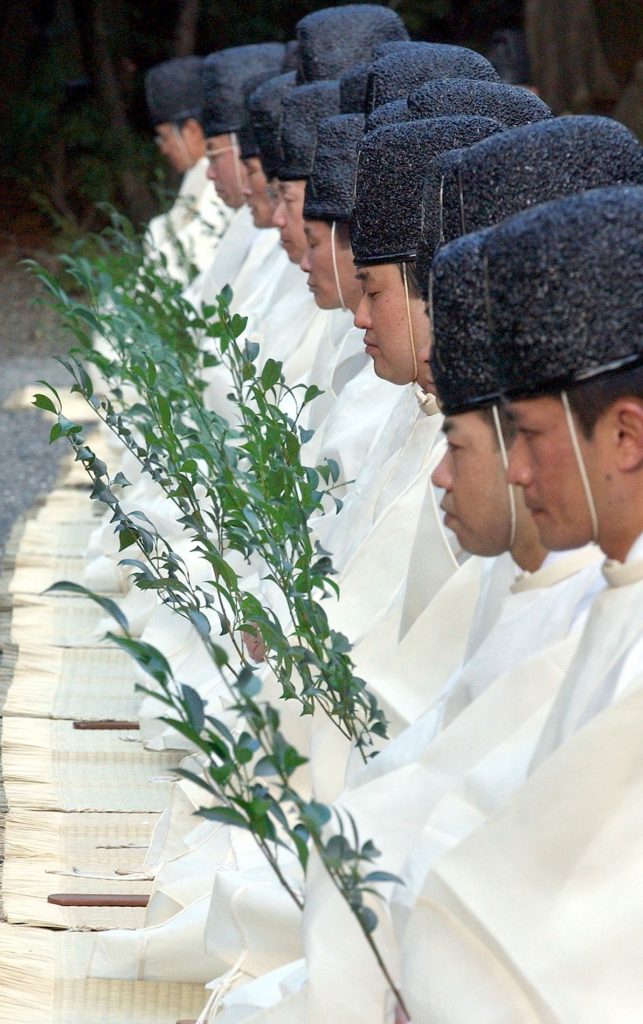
top-left (355, 270), bottom-right (369, 281)
top-left (442, 417), bottom-right (455, 435)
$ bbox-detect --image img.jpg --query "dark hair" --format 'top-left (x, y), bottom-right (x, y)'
top-left (475, 403), bottom-right (517, 446)
top-left (566, 363), bottom-right (643, 438)
top-left (335, 220), bottom-right (352, 247)
top-left (397, 259), bottom-right (422, 298)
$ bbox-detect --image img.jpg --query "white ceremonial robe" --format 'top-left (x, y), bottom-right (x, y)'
top-left (531, 532), bottom-right (643, 765)
top-left (402, 661), bottom-right (643, 1023)
top-left (301, 362), bottom-right (399, 493)
top-left (185, 204), bottom-right (260, 313)
top-left (145, 158), bottom-right (211, 259)
top-left (299, 545), bottom-right (604, 1024)
top-left (299, 324), bottom-right (368, 435)
top-left (170, 166), bottom-right (232, 277)
top-left (320, 404), bottom-right (449, 646)
top-left (146, 160), bottom-right (232, 282)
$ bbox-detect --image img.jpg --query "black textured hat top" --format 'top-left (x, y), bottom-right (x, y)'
top-left (448, 115), bottom-right (643, 242)
top-left (486, 186), bottom-right (643, 399)
top-left (415, 147), bottom-right (469, 299)
top-left (304, 113), bottom-right (365, 223)
top-left (296, 5), bottom-right (408, 83)
top-left (248, 72), bottom-right (297, 179)
top-left (366, 43), bottom-right (500, 111)
top-left (339, 63), bottom-right (371, 114)
top-left (145, 56), bottom-right (204, 127)
top-left (350, 114), bottom-right (504, 266)
top-left (283, 40), bottom-right (299, 73)
top-left (278, 80), bottom-right (341, 181)
top-left (365, 98), bottom-right (409, 131)
top-left (416, 114), bottom-right (643, 288)
top-left (429, 228), bottom-right (500, 415)
top-left (372, 40), bottom-right (414, 60)
top-left (239, 70), bottom-right (285, 159)
top-left (408, 79), bottom-right (552, 129)
top-left (202, 43), bottom-right (285, 137)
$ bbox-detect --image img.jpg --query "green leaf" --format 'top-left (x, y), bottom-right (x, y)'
top-left (118, 527), bottom-right (138, 551)
top-left (254, 755), bottom-right (278, 776)
top-left (181, 684), bottom-right (205, 732)
top-left (357, 905), bottom-right (378, 934)
top-left (326, 458), bottom-right (340, 483)
top-left (45, 581), bottom-right (129, 633)
top-left (325, 834), bottom-right (352, 862)
top-left (301, 800), bottom-right (331, 831)
top-left (106, 634), bottom-right (173, 685)
top-left (156, 393), bottom-right (172, 429)
top-left (236, 668), bottom-right (262, 699)
top-left (32, 393), bottom-right (58, 414)
top-left (229, 313), bottom-right (248, 339)
top-left (363, 871), bottom-right (403, 885)
top-left (188, 608), bottom-right (211, 638)
top-left (260, 359), bottom-right (282, 392)
top-left (200, 806), bottom-right (250, 831)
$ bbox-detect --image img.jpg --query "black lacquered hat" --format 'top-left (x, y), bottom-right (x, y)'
top-left (248, 72), bottom-right (297, 179)
top-left (339, 63), bottom-right (371, 114)
top-left (351, 115), bottom-right (503, 266)
top-left (416, 114), bottom-right (643, 293)
top-left (486, 186), bottom-right (643, 399)
top-left (296, 4), bottom-right (408, 83)
top-left (278, 80), bottom-right (341, 181)
top-left (366, 43), bottom-right (500, 111)
top-left (145, 56), bottom-right (204, 126)
top-left (429, 228), bottom-right (500, 415)
top-left (239, 69), bottom-right (286, 159)
top-left (365, 98), bottom-right (409, 132)
top-left (407, 79), bottom-right (551, 129)
top-left (304, 113), bottom-right (365, 222)
top-left (202, 43), bottom-right (285, 137)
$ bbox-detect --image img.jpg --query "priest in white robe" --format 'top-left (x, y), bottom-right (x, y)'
top-left (400, 184), bottom-right (643, 1024)
top-left (143, 56), bottom-right (230, 279)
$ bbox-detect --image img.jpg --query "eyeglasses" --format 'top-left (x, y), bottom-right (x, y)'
top-left (154, 124), bottom-right (183, 148)
top-left (205, 143), bottom-right (238, 161)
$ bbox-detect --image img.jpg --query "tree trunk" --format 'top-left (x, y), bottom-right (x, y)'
top-left (72, 0), bottom-right (157, 225)
top-left (174, 0), bottom-right (200, 57)
top-left (525, 0), bottom-right (620, 116)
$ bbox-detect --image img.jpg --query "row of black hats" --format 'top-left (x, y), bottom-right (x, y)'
top-left (430, 186), bottom-right (643, 417)
top-left (427, 117), bottom-right (643, 415)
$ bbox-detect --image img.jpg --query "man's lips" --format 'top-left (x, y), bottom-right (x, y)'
top-left (524, 496), bottom-right (545, 517)
top-left (440, 502), bottom-right (457, 526)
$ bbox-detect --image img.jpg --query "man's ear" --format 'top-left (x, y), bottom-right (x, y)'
top-left (611, 399), bottom-right (643, 472)
top-left (416, 340), bottom-right (430, 367)
top-left (183, 117), bottom-right (204, 143)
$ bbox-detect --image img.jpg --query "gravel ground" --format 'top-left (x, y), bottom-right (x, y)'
top-left (0, 253), bottom-right (71, 561)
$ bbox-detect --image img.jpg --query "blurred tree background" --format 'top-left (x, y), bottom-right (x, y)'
top-left (0, 0), bottom-right (640, 248)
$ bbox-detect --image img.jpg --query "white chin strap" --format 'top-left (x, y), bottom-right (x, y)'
top-left (172, 124), bottom-right (193, 168)
top-left (331, 220), bottom-right (346, 311)
top-left (230, 131), bottom-right (243, 192)
top-left (561, 389), bottom-right (599, 543)
top-left (402, 262), bottom-right (418, 384)
top-left (491, 403), bottom-right (517, 548)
